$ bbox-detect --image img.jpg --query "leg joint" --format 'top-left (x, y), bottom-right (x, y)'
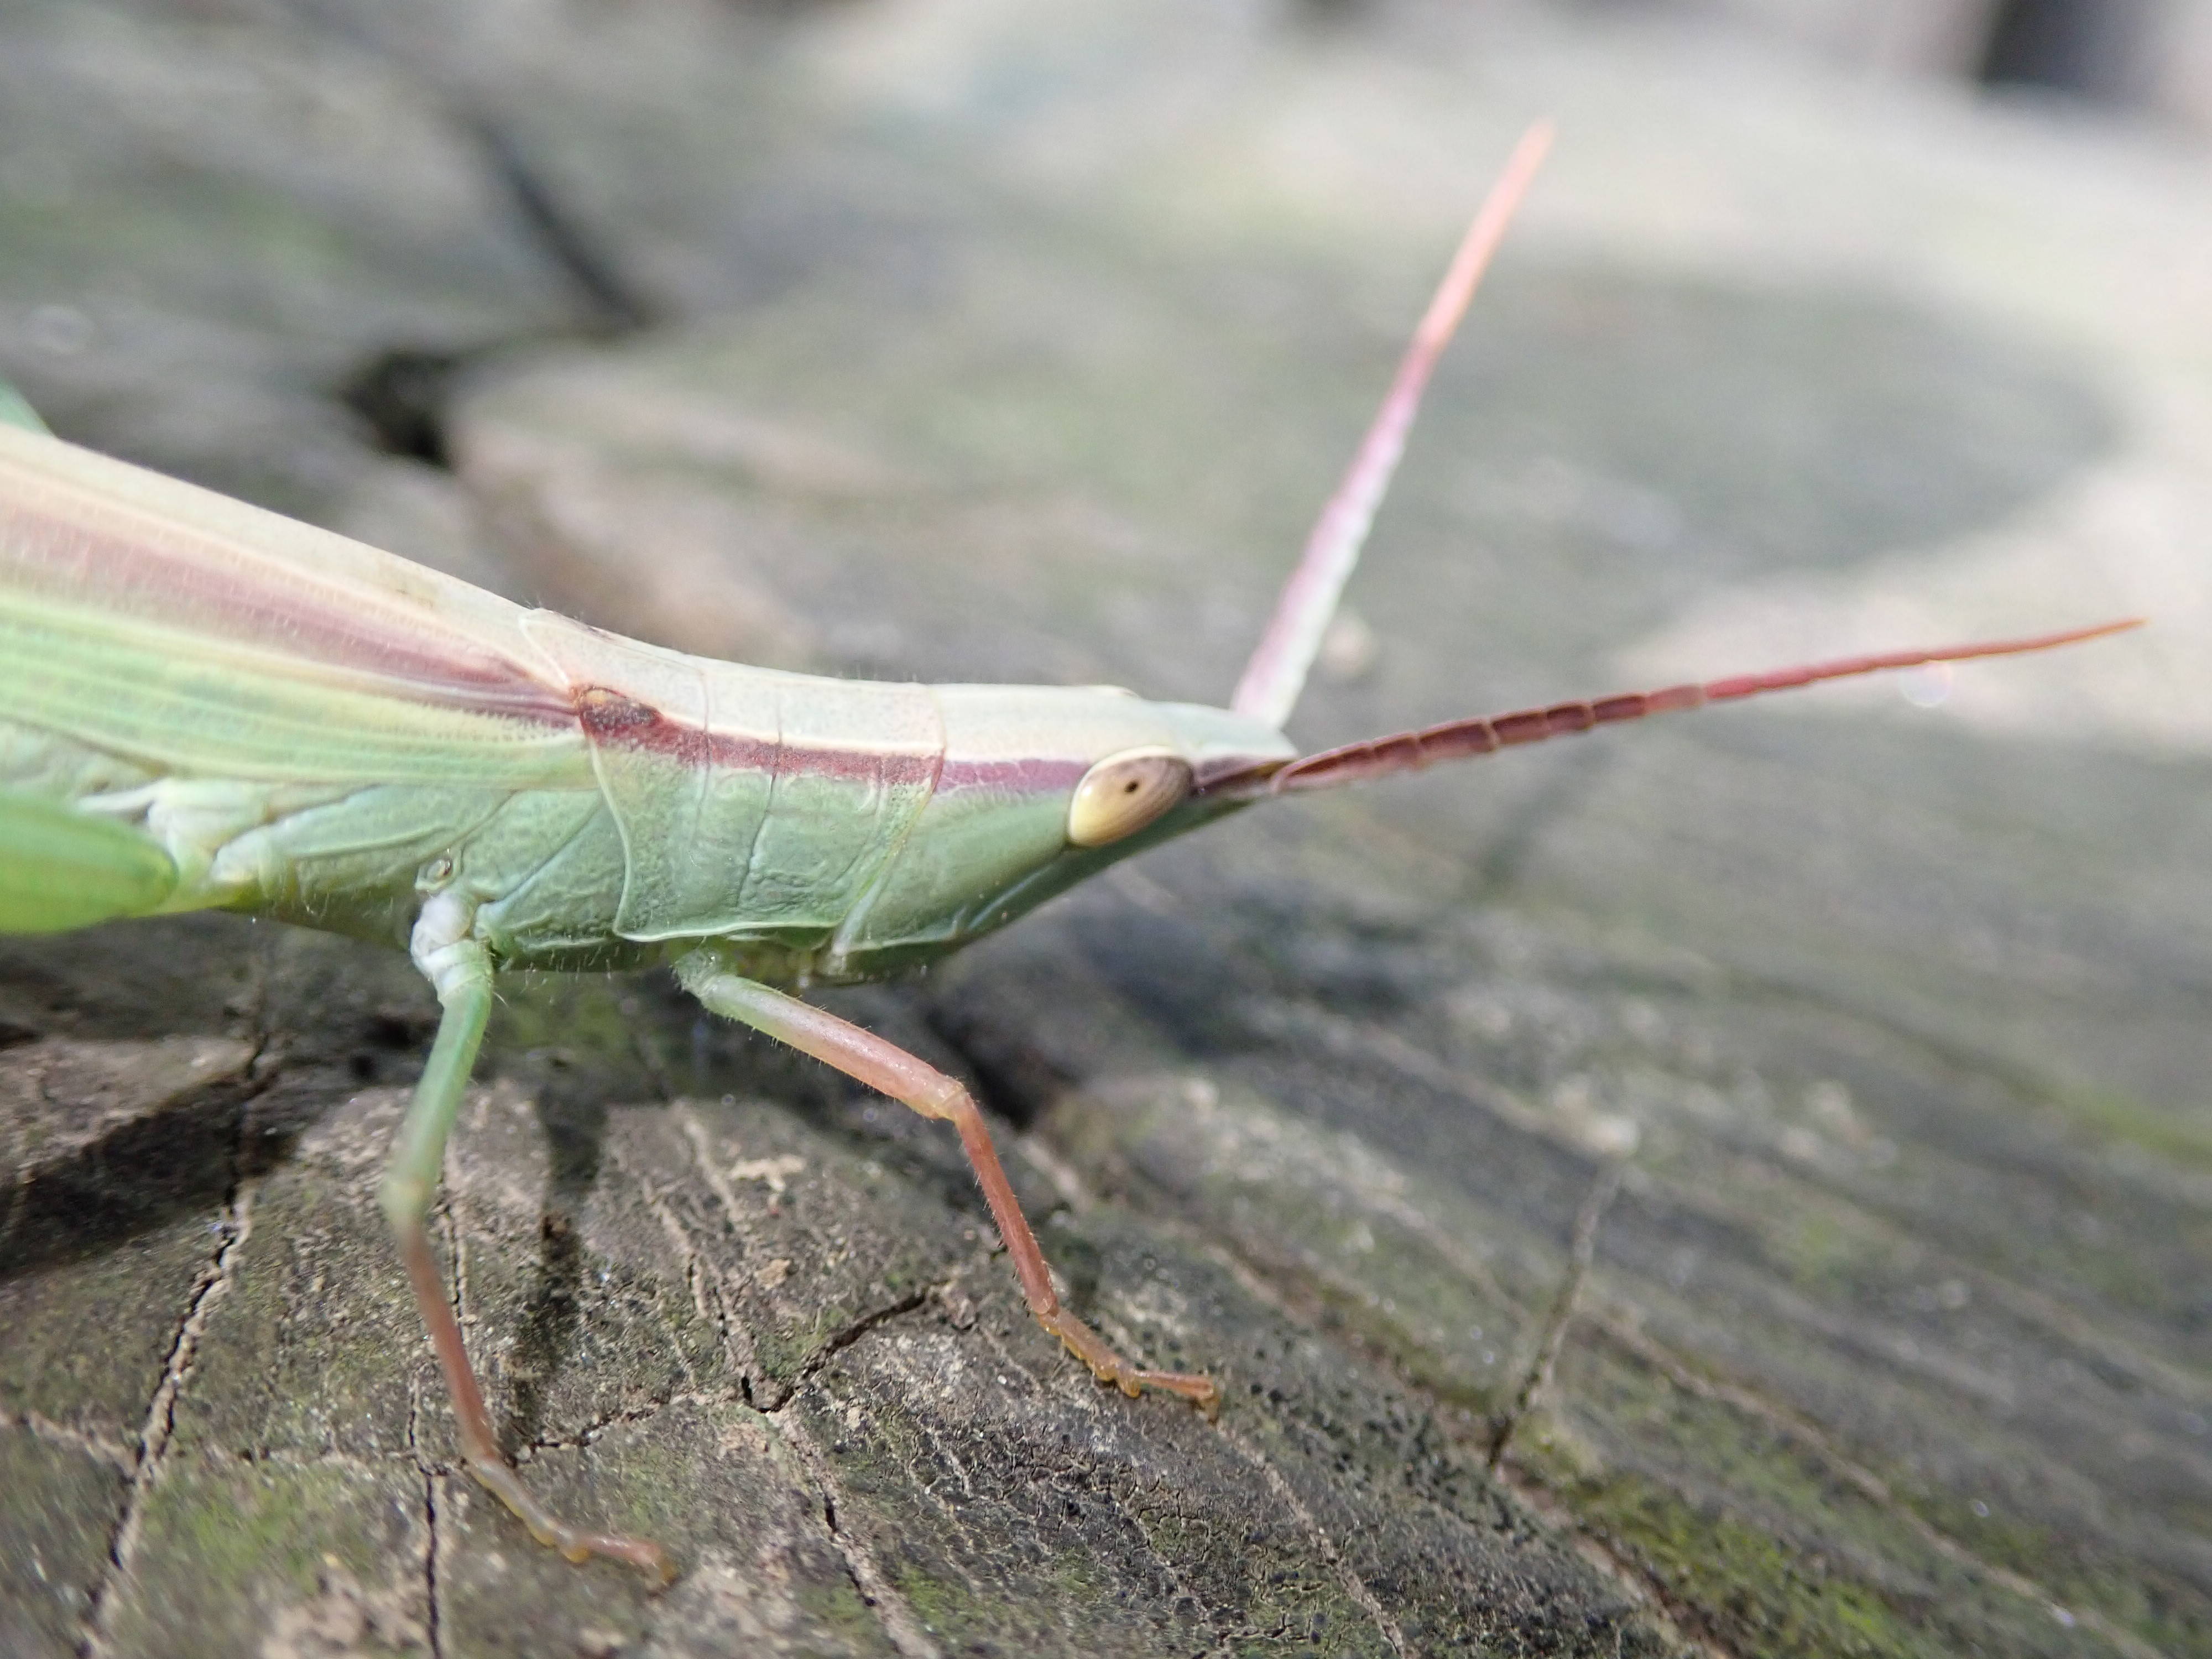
top-left (379, 1170), bottom-right (432, 1234)
top-left (919, 1076), bottom-right (972, 1122)
top-left (410, 890), bottom-right (489, 1005)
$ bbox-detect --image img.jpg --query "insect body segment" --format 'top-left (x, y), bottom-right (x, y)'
top-left (0, 124), bottom-right (2139, 1581)
top-left (525, 608), bottom-right (946, 945)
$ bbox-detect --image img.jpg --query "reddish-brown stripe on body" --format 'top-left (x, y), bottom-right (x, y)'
top-left (571, 684), bottom-right (1088, 797)
top-left (573, 684), bottom-right (943, 790)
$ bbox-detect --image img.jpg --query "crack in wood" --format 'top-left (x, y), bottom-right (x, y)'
top-left (1009, 1083), bottom-right (1761, 1655)
top-left (1222, 990), bottom-right (2188, 1648)
top-left (752, 1290), bottom-right (934, 1416)
top-left (423, 1462), bottom-right (444, 1659)
top-left (515, 1385), bottom-right (750, 1457)
top-left (404, 1362), bottom-right (445, 1659)
top-left (461, 114), bottom-right (659, 334)
top-left (638, 1107), bottom-right (946, 1656)
top-left (607, 1139), bottom-right (769, 1392)
top-left (771, 1405), bottom-right (945, 1659)
top-left (77, 1182), bottom-right (257, 1658)
top-left (1489, 1157), bottom-right (1626, 1470)
top-left (668, 1095), bottom-right (947, 1408)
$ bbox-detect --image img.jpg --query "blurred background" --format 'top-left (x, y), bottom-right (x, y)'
top-left (4, 3), bottom-right (2211, 1656)
top-left (1667, 0), bottom-right (2212, 119)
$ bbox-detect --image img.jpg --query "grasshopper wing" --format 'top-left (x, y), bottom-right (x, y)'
top-left (0, 423), bottom-right (588, 787)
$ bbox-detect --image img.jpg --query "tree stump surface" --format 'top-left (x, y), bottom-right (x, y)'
top-left (4, 3), bottom-right (2211, 1655)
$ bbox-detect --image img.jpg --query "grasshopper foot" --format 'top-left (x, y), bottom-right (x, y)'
top-left (668, 968), bottom-right (1223, 1428)
top-left (1041, 1307), bottom-right (1221, 1421)
top-left (466, 1454), bottom-right (677, 1585)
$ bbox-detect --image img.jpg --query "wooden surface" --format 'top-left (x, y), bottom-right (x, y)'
top-left (4, 2), bottom-right (2212, 1655)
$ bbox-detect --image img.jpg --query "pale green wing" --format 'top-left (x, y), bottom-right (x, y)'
top-left (0, 421), bottom-right (592, 788)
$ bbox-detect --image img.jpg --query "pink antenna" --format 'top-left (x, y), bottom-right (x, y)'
top-left (1231, 120), bottom-right (1556, 729)
top-left (1213, 618), bottom-right (2142, 797)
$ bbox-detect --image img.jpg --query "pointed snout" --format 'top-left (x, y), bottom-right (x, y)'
top-left (1149, 700), bottom-right (1299, 792)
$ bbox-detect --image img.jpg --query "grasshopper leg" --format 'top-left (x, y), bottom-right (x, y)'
top-left (381, 895), bottom-right (675, 1583)
top-left (677, 952), bottom-right (1219, 1417)
top-left (0, 790), bottom-right (176, 932)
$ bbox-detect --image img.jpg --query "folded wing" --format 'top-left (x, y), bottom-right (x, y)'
top-left (0, 423), bottom-right (589, 787)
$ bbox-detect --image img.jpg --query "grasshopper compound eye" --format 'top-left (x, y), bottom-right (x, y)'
top-left (1067, 748), bottom-right (1192, 847)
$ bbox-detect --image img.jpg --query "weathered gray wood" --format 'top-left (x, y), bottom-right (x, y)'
top-left (5, 2), bottom-right (2211, 1655)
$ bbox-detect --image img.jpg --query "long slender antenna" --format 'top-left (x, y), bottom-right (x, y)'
top-left (1230, 120), bottom-right (1555, 729)
top-left (1225, 618), bottom-right (2143, 796)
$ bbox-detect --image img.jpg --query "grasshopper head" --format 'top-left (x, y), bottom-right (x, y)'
top-left (822, 610), bottom-right (2137, 985)
top-left (825, 686), bottom-right (1291, 975)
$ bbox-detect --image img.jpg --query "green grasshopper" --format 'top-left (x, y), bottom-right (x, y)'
top-left (0, 124), bottom-right (2135, 1580)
